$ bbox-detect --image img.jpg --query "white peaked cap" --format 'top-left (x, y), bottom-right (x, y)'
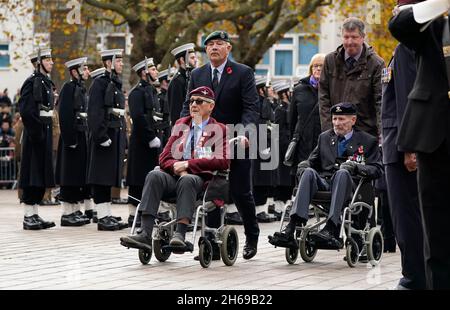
top-left (100, 49), bottom-right (123, 59)
top-left (273, 82), bottom-right (290, 93)
top-left (90, 67), bottom-right (106, 79)
top-left (411, 0), bottom-right (450, 24)
top-left (170, 43), bottom-right (195, 57)
top-left (132, 57), bottom-right (155, 72)
top-left (29, 48), bottom-right (52, 61)
top-left (65, 57), bottom-right (88, 69)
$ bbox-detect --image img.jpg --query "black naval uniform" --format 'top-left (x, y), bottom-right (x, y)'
top-left (126, 79), bottom-right (160, 207)
top-left (157, 87), bottom-right (171, 147)
top-left (55, 79), bottom-right (90, 204)
top-left (87, 70), bottom-right (127, 229)
top-left (19, 71), bottom-right (56, 229)
top-left (168, 67), bottom-right (188, 125)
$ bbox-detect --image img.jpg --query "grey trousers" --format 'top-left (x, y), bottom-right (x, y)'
top-left (291, 168), bottom-right (353, 225)
top-left (138, 170), bottom-right (204, 221)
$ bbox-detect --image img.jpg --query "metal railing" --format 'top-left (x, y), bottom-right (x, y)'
top-left (0, 147), bottom-right (17, 189)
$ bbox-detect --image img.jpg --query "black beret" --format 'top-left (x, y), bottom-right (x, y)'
top-left (331, 102), bottom-right (357, 115)
top-left (203, 31), bottom-right (231, 46)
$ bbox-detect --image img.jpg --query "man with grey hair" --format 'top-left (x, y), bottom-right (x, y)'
top-left (319, 17), bottom-right (385, 138)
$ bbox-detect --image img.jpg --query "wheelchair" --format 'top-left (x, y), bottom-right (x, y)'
top-left (124, 170), bottom-right (239, 269)
top-left (275, 177), bottom-right (384, 268)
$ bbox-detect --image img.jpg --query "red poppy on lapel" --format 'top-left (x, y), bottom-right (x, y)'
top-left (226, 66), bottom-right (232, 75)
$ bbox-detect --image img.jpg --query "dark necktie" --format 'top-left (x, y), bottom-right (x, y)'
top-left (346, 57), bottom-right (356, 70)
top-left (212, 68), bottom-right (219, 91)
top-left (338, 136), bottom-right (347, 157)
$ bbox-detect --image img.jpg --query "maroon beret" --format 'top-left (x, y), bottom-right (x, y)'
top-left (189, 86), bottom-right (215, 101)
top-left (397, 0), bottom-right (424, 5)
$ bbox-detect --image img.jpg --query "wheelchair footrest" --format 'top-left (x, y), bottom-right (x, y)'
top-left (162, 241), bottom-right (194, 254)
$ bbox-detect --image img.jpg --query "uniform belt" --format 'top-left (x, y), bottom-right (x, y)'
top-left (111, 108), bottom-right (125, 116)
top-left (39, 110), bottom-right (54, 117)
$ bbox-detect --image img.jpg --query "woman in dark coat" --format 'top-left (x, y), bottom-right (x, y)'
top-left (288, 53), bottom-right (325, 176)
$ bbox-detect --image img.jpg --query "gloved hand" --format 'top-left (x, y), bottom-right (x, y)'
top-left (340, 161), bottom-right (358, 175)
top-left (68, 144), bottom-right (77, 149)
top-left (100, 139), bottom-right (112, 147)
top-left (149, 137), bottom-right (161, 148)
top-left (296, 160), bottom-right (310, 178)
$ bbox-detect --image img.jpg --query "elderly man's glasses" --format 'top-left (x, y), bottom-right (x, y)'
top-left (312, 64), bottom-right (323, 69)
top-left (189, 98), bottom-right (207, 105)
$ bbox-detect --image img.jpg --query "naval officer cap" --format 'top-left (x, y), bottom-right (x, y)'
top-left (100, 49), bottom-right (123, 61)
top-left (273, 81), bottom-right (290, 93)
top-left (90, 67), bottom-right (106, 79)
top-left (255, 76), bottom-right (267, 88)
top-left (65, 57), bottom-right (88, 70)
top-left (331, 102), bottom-right (357, 115)
top-left (29, 47), bottom-right (52, 63)
top-left (171, 43), bottom-right (196, 60)
top-left (203, 30), bottom-right (231, 46)
top-left (158, 68), bottom-right (175, 81)
top-left (132, 57), bottom-right (155, 73)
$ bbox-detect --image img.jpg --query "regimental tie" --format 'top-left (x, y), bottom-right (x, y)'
top-left (212, 68), bottom-right (219, 91)
top-left (346, 57), bottom-right (356, 70)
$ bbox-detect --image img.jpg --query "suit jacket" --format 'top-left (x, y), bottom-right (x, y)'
top-left (381, 44), bottom-right (416, 164)
top-left (307, 129), bottom-right (382, 179)
top-left (180, 59), bottom-right (258, 126)
top-left (159, 116), bottom-right (230, 181)
top-left (389, 8), bottom-right (450, 153)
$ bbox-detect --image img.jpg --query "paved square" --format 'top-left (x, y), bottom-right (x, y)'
top-left (0, 190), bottom-right (401, 290)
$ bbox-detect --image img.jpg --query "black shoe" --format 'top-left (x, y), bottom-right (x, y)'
top-left (32, 214), bottom-right (55, 229)
top-left (74, 210), bottom-right (91, 224)
top-left (94, 213), bottom-right (121, 223)
top-left (84, 209), bottom-right (94, 219)
top-left (256, 211), bottom-right (277, 223)
top-left (243, 239), bottom-right (258, 260)
top-left (120, 233), bottom-right (152, 251)
top-left (268, 204), bottom-right (275, 214)
top-left (312, 222), bottom-right (343, 249)
top-left (61, 213), bottom-right (87, 227)
top-left (128, 214), bottom-right (141, 228)
top-left (225, 212), bottom-right (243, 225)
top-left (23, 216), bottom-right (43, 230)
top-left (97, 216), bottom-right (121, 231)
top-left (109, 216), bottom-right (128, 230)
top-left (268, 226), bottom-right (298, 249)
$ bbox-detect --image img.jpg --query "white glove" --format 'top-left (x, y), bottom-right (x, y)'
top-left (68, 144), bottom-right (77, 149)
top-left (149, 137), bottom-right (161, 148)
top-left (153, 115), bottom-right (163, 122)
top-left (100, 139), bottom-right (112, 147)
top-left (260, 147), bottom-right (271, 156)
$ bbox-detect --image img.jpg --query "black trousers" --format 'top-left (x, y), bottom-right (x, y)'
top-left (92, 185), bottom-right (111, 204)
top-left (385, 162), bottom-right (426, 289)
top-left (128, 185), bottom-right (143, 206)
top-left (60, 186), bottom-right (90, 203)
top-left (417, 142), bottom-right (450, 289)
top-left (21, 187), bottom-right (45, 205)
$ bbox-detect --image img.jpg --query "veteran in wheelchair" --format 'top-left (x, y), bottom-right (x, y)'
top-left (120, 86), bottom-right (235, 267)
top-left (268, 102), bottom-right (383, 266)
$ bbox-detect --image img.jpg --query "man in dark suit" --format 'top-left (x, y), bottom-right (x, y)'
top-left (382, 1), bottom-right (426, 289)
top-left (180, 30), bottom-right (260, 260)
top-left (389, 0), bottom-right (450, 289)
top-left (120, 86), bottom-right (229, 251)
top-left (269, 103), bottom-right (382, 248)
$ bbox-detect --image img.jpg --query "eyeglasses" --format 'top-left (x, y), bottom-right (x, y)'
top-left (189, 98), bottom-right (207, 105)
top-left (312, 64), bottom-right (323, 69)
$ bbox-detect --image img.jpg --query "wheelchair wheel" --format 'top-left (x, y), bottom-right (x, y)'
top-left (199, 239), bottom-right (213, 268)
top-left (367, 227), bottom-right (384, 266)
top-left (138, 249), bottom-right (152, 265)
top-left (299, 231), bottom-right (317, 263)
top-left (285, 246), bottom-right (299, 264)
top-left (345, 238), bottom-right (359, 268)
top-left (153, 239), bottom-right (171, 262)
top-left (220, 226), bottom-right (239, 266)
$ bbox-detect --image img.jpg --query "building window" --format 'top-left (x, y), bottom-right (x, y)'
top-left (278, 38), bottom-right (293, 45)
top-left (298, 36), bottom-right (318, 65)
top-left (275, 50), bottom-right (293, 76)
top-left (97, 32), bottom-right (133, 55)
top-left (255, 68), bottom-right (268, 76)
top-left (0, 44), bottom-right (10, 68)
